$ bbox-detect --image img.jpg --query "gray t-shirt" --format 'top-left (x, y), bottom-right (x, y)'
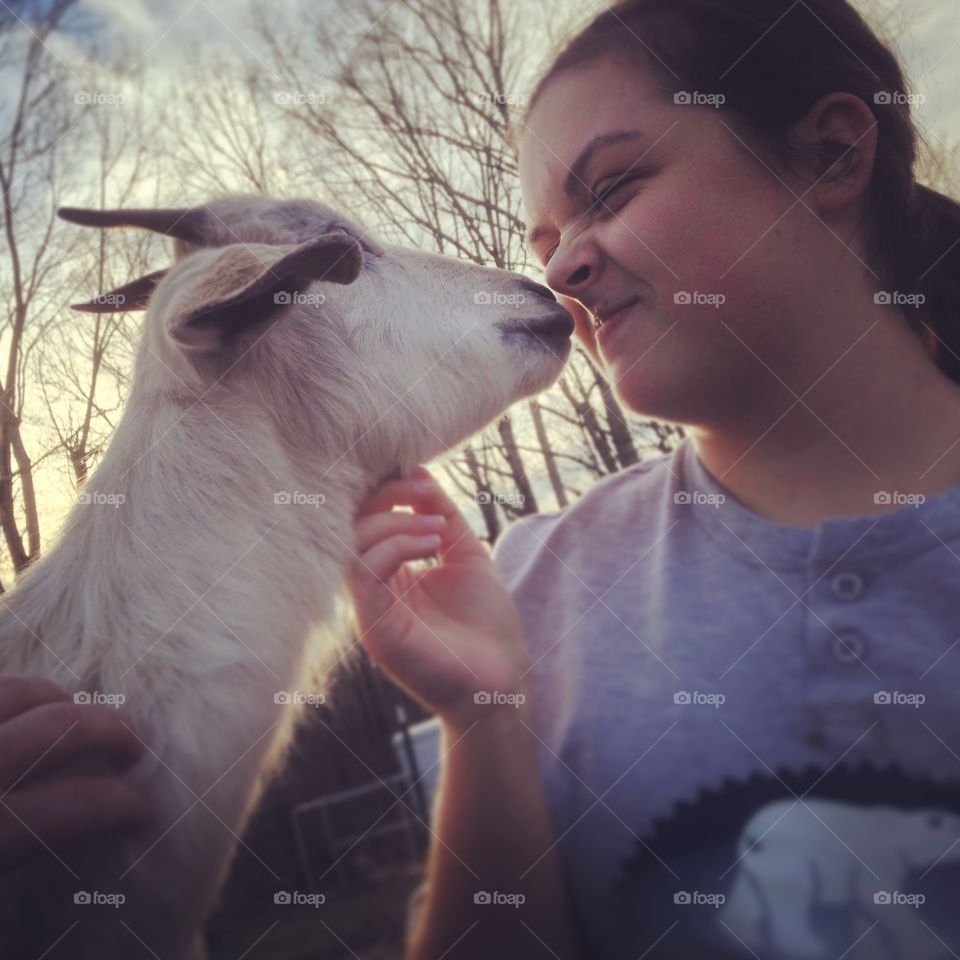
top-left (492, 436), bottom-right (960, 959)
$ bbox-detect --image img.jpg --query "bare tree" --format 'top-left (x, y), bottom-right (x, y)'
top-left (37, 69), bottom-right (162, 487)
top-left (253, 0), bottom-right (670, 534)
top-left (0, 0), bottom-right (81, 578)
top-left (164, 59), bottom-right (281, 196)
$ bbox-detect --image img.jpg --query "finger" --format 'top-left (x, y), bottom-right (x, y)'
top-left (348, 535), bottom-right (439, 638)
top-left (352, 534), bottom-right (442, 591)
top-left (0, 776), bottom-right (150, 868)
top-left (354, 510), bottom-right (446, 554)
top-left (0, 674), bottom-right (71, 725)
top-left (359, 467), bottom-right (488, 564)
top-left (357, 470), bottom-right (438, 517)
top-left (0, 701), bottom-right (146, 789)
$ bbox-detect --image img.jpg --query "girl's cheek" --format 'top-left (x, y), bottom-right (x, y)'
top-left (562, 296), bottom-right (601, 360)
top-left (607, 199), bottom-right (688, 282)
top-left (646, 195), bottom-right (736, 290)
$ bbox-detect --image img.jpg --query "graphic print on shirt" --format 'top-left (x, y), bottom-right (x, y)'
top-left (612, 763), bottom-right (960, 959)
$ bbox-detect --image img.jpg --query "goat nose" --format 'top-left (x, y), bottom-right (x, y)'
top-left (517, 278), bottom-right (558, 304)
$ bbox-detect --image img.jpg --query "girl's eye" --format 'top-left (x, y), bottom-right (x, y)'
top-left (538, 171), bottom-right (647, 265)
top-left (589, 174), bottom-right (644, 212)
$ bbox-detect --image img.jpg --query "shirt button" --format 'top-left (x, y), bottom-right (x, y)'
top-left (831, 630), bottom-right (867, 663)
top-left (830, 572), bottom-right (865, 601)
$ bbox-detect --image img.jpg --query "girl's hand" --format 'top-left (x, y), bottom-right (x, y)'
top-left (0, 674), bottom-right (150, 869)
top-left (348, 466), bottom-right (530, 727)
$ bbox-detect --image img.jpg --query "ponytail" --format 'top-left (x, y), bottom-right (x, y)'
top-left (903, 183), bottom-right (960, 382)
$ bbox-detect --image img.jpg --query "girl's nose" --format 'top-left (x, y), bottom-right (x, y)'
top-left (545, 232), bottom-right (600, 298)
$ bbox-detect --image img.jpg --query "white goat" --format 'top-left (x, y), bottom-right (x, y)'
top-left (0, 196), bottom-right (573, 960)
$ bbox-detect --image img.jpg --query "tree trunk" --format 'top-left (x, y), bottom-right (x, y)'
top-left (463, 445), bottom-right (499, 542)
top-left (528, 399), bottom-right (567, 507)
top-left (558, 375), bottom-right (618, 475)
top-left (593, 365), bottom-right (639, 468)
top-left (496, 415), bottom-right (537, 515)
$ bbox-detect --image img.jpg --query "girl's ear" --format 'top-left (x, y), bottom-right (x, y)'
top-left (165, 231), bottom-right (362, 353)
top-left (789, 92), bottom-right (878, 214)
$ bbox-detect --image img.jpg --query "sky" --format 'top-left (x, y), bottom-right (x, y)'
top-left (52, 0), bottom-right (958, 147)
top-left (886, 0), bottom-right (960, 158)
top-left (3, 0), bottom-right (959, 568)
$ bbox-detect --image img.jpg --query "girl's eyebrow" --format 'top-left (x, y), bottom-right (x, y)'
top-left (525, 129), bottom-right (646, 245)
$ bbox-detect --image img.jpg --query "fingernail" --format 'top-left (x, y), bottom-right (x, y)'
top-left (417, 514), bottom-right (446, 529)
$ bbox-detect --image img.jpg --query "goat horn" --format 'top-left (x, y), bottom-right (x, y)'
top-left (71, 269), bottom-right (169, 313)
top-left (58, 206), bottom-right (210, 244)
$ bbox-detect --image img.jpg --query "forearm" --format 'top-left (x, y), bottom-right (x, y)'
top-left (404, 695), bottom-right (583, 960)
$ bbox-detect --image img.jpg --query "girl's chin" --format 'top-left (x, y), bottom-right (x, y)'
top-left (608, 364), bottom-right (679, 419)
top-left (599, 342), bottom-right (642, 378)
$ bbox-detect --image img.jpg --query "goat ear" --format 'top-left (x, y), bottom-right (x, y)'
top-left (168, 231), bottom-right (362, 352)
top-left (71, 269), bottom-right (169, 313)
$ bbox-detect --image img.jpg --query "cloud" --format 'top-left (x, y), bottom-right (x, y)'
top-left (82, 0), bottom-right (159, 38)
top-left (887, 1), bottom-right (960, 150)
top-left (73, 0), bottom-right (278, 68)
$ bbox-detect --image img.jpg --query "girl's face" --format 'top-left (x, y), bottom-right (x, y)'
top-left (518, 57), bottom-right (832, 426)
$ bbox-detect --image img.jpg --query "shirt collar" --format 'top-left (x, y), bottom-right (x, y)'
top-left (675, 436), bottom-right (960, 573)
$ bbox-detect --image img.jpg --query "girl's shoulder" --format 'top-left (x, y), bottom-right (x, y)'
top-left (492, 442), bottom-right (685, 573)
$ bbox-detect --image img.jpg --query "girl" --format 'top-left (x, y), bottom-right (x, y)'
top-left (348, 1), bottom-right (960, 957)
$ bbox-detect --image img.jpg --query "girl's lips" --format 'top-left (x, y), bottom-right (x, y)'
top-left (596, 297), bottom-right (640, 347)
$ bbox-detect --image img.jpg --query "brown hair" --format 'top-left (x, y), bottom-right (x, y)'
top-left (516, 0), bottom-right (960, 381)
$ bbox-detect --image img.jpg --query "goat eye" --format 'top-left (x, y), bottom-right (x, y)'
top-left (346, 232), bottom-right (381, 257)
top-left (330, 224), bottom-right (366, 247)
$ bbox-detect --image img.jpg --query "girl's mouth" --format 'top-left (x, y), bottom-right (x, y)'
top-left (594, 296), bottom-right (640, 336)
